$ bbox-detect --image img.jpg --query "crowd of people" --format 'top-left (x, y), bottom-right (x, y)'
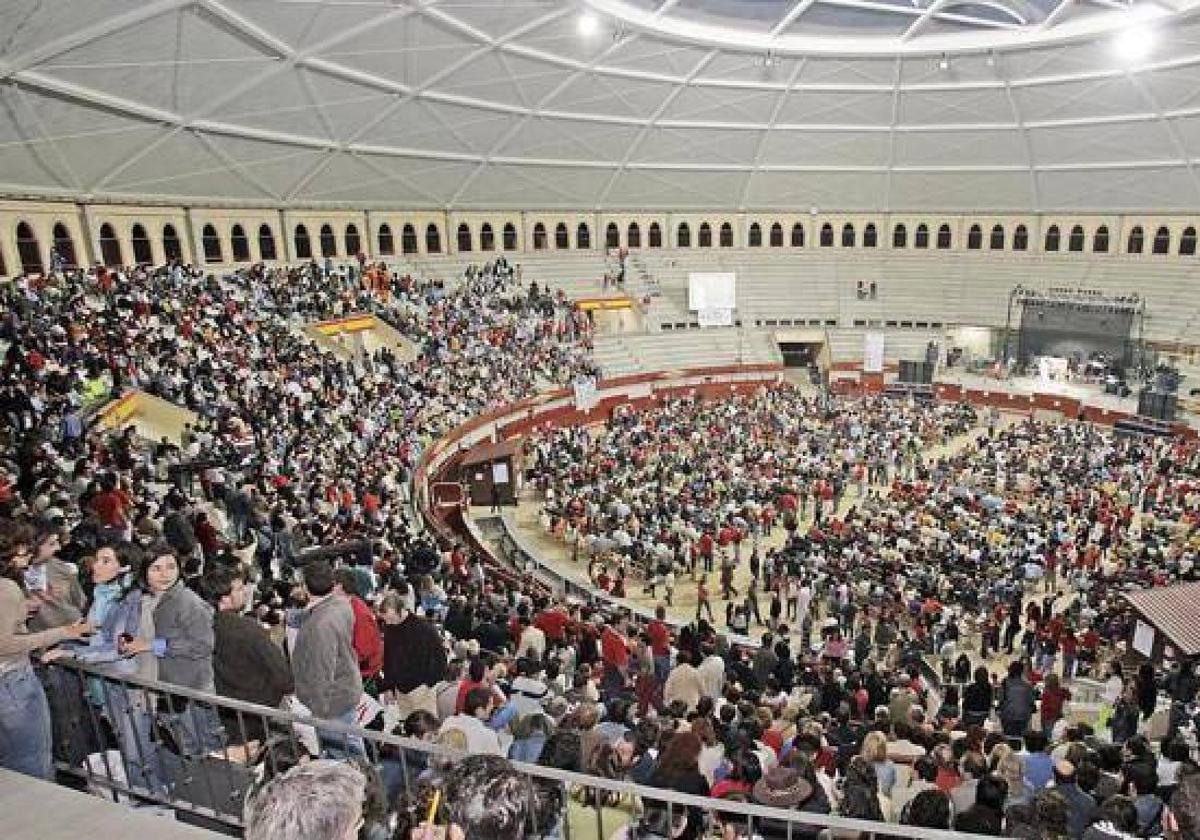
top-left (1, 256), bottom-right (1200, 840)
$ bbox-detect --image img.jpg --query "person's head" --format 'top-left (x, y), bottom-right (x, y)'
top-left (537, 730), bottom-right (582, 772)
top-left (976, 774), bottom-right (1008, 812)
top-left (861, 730), bottom-right (888, 763)
top-left (1032, 789), bottom-right (1070, 837)
top-left (1124, 760), bottom-right (1158, 797)
top-left (333, 567), bottom-right (361, 599)
top-left (0, 520), bottom-right (35, 580)
top-left (1096, 795), bottom-right (1139, 834)
top-left (962, 751), bottom-right (988, 781)
top-left (90, 544), bottom-right (124, 585)
top-left (1165, 772), bottom-right (1200, 840)
top-left (973, 665), bottom-right (990, 686)
top-left (244, 759), bottom-right (365, 840)
top-left (141, 543), bottom-right (180, 594)
top-left (201, 565), bottom-right (247, 612)
top-left (443, 755), bottom-right (561, 840)
top-left (400, 711), bottom-right (439, 741)
top-left (379, 592), bottom-right (409, 625)
top-left (912, 755), bottom-right (939, 784)
top-left (1023, 729), bottom-right (1048, 755)
top-left (463, 687), bottom-right (494, 720)
top-left (954, 806), bottom-right (1002, 836)
top-left (903, 789), bottom-right (951, 829)
top-left (656, 732), bottom-right (702, 777)
top-left (302, 561), bottom-right (335, 599)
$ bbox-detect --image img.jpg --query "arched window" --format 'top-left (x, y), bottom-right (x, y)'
top-left (1044, 225), bottom-right (1060, 252)
top-left (481, 223), bottom-right (495, 251)
top-left (698, 222), bottom-right (712, 247)
top-left (1068, 225), bottom-right (1085, 252)
top-left (1127, 225), bottom-right (1144, 254)
top-left (98, 223), bottom-right (123, 266)
top-left (936, 224), bottom-right (952, 249)
top-left (628, 222), bottom-right (641, 248)
top-left (425, 223), bottom-right (441, 254)
top-left (456, 223), bottom-right (472, 253)
top-left (820, 223), bottom-right (833, 247)
top-left (1013, 224), bottom-right (1028, 251)
top-left (967, 224), bottom-right (982, 250)
top-left (294, 224), bottom-right (312, 259)
top-left (15, 222), bottom-right (42, 274)
top-left (791, 223), bottom-right (805, 247)
top-left (1093, 225), bottom-right (1110, 254)
top-left (345, 224), bottom-right (361, 256)
top-left (719, 222), bottom-right (733, 247)
top-left (230, 224), bottom-right (250, 262)
top-left (1181, 226), bottom-right (1197, 256)
top-left (131, 223), bottom-right (153, 264)
top-left (377, 224), bottom-right (394, 256)
top-left (554, 223), bottom-right (569, 250)
top-left (402, 224), bottom-right (418, 255)
top-left (605, 222), bottom-right (619, 249)
top-left (52, 222), bottom-right (76, 268)
top-left (915, 224), bottom-right (930, 249)
top-left (259, 224), bottom-right (278, 260)
top-left (202, 224), bottom-right (223, 263)
top-left (990, 224), bottom-right (1005, 250)
top-left (677, 222), bottom-right (691, 247)
top-left (504, 223), bottom-right (518, 250)
top-left (648, 222), bottom-right (661, 247)
top-left (163, 224), bottom-right (183, 262)
top-left (771, 222), bottom-right (785, 247)
top-left (840, 223), bottom-right (855, 247)
top-left (1153, 225), bottom-right (1171, 254)
top-left (892, 223), bottom-right (907, 248)
top-left (863, 223), bottom-right (877, 248)
top-left (748, 222), bottom-right (762, 247)
top-left (576, 222), bottom-right (590, 249)
top-left (319, 224), bottom-right (336, 257)
top-left (532, 223), bottom-right (547, 250)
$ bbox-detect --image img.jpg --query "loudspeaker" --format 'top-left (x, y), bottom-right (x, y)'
top-left (1138, 389), bottom-right (1177, 422)
top-left (898, 360), bottom-right (933, 385)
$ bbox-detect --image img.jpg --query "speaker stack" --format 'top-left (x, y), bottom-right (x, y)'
top-left (898, 360), bottom-right (934, 385)
top-left (1137, 389), bottom-right (1178, 422)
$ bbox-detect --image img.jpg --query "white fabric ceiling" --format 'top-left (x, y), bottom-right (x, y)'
top-left (2, 0), bottom-right (1200, 211)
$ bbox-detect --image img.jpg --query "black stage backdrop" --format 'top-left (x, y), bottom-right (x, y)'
top-left (1017, 301), bottom-right (1134, 365)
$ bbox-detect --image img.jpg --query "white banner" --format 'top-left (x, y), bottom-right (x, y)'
top-left (573, 376), bottom-right (597, 410)
top-left (697, 307), bottom-right (733, 328)
top-left (863, 332), bottom-right (885, 373)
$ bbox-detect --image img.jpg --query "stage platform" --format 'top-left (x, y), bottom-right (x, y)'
top-left (936, 370), bottom-right (1200, 431)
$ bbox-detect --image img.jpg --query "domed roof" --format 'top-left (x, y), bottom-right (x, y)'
top-left (1, 0), bottom-right (1199, 210)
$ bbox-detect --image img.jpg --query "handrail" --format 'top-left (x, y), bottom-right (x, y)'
top-left (45, 658), bottom-right (996, 840)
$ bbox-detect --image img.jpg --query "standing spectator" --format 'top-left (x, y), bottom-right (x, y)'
top-left (333, 567), bottom-right (383, 687)
top-left (378, 591), bottom-right (446, 705)
top-left (998, 660), bottom-right (1036, 740)
top-left (291, 560), bottom-right (363, 754)
top-left (202, 565), bottom-right (292, 748)
top-left (0, 521), bottom-right (91, 779)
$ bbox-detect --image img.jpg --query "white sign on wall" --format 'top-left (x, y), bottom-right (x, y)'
top-left (697, 307), bottom-right (733, 328)
top-left (863, 332), bottom-right (885, 373)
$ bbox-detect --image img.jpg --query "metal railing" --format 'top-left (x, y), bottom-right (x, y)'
top-left (41, 659), bottom-right (1000, 840)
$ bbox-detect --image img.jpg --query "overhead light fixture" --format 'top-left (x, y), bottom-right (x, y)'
top-left (1113, 26), bottom-right (1153, 64)
top-left (578, 10), bottom-right (600, 37)
top-left (985, 51), bottom-right (996, 67)
top-left (938, 53), bottom-right (950, 71)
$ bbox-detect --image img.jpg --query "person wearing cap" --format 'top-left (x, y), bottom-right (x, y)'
top-left (750, 764), bottom-right (818, 839)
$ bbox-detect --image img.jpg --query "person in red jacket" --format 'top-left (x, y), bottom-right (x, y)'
top-left (334, 567), bottom-right (383, 686)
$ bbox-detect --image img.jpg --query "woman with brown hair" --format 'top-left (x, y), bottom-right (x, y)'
top-left (645, 731), bottom-right (711, 840)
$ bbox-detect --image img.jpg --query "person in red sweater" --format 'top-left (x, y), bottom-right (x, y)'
top-left (333, 567), bottom-right (383, 685)
top-left (600, 614), bottom-right (630, 692)
top-left (647, 605), bottom-right (672, 686)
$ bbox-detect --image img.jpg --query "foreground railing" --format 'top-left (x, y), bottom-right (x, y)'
top-left (45, 659), bottom-right (992, 840)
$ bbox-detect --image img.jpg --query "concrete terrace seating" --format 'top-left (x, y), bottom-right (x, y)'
top-left (412, 251), bottom-right (613, 299)
top-left (593, 329), bottom-right (782, 377)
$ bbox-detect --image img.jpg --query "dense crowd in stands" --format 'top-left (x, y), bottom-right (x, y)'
top-left (1, 257), bottom-right (1200, 840)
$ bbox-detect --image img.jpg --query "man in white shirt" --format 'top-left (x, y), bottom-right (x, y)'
top-left (439, 686), bottom-right (504, 756)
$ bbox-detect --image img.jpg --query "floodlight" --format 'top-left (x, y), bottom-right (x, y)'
top-left (578, 11), bottom-right (601, 37)
top-left (1113, 27), bottom-right (1153, 63)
